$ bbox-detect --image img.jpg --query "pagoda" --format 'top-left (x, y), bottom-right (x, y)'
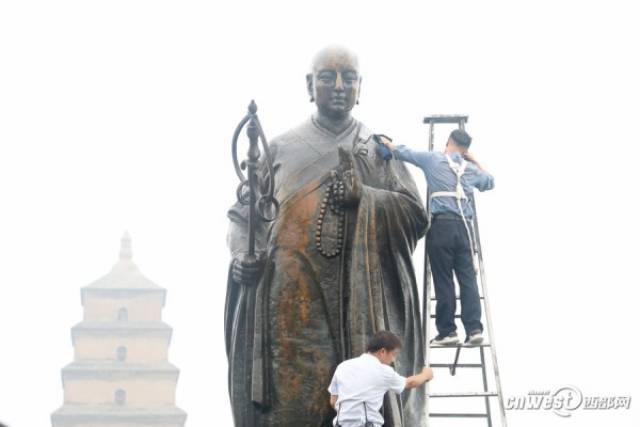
top-left (51, 232), bottom-right (187, 427)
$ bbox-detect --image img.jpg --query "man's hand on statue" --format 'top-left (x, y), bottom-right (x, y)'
top-left (232, 252), bottom-right (266, 286)
top-left (380, 135), bottom-right (396, 151)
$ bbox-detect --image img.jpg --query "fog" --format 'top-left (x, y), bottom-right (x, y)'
top-left (0, 1), bottom-right (638, 426)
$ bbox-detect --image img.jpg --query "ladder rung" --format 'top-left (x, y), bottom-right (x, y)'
top-left (431, 296), bottom-right (484, 301)
top-left (430, 412), bottom-right (488, 418)
top-left (429, 342), bottom-right (491, 348)
top-left (423, 115), bottom-right (469, 124)
top-left (429, 391), bottom-right (498, 398)
top-left (430, 363), bottom-right (483, 368)
top-left (430, 314), bottom-right (462, 318)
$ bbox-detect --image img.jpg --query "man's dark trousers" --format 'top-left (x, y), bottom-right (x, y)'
top-left (427, 215), bottom-right (483, 337)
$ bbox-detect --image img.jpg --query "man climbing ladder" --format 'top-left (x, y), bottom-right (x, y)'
top-left (381, 129), bottom-right (494, 345)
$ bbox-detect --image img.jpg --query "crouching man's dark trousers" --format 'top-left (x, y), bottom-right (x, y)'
top-left (427, 215), bottom-right (483, 337)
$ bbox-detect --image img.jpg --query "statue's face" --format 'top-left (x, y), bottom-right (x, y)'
top-left (307, 50), bottom-right (361, 119)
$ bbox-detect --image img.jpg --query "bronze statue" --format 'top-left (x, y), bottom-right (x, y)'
top-left (225, 46), bottom-right (428, 426)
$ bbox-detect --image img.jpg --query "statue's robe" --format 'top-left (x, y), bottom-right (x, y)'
top-left (225, 116), bottom-right (428, 426)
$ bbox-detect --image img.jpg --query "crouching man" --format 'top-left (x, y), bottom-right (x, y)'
top-left (328, 331), bottom-right (433, 427)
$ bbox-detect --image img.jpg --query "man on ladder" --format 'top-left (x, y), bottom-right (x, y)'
top-left (381, 129), bottom-right (494, 346)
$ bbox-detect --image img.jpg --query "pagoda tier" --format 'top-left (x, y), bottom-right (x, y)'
top-left (61, 361), bottom-right (179, 406)
top-left (51, 406), bottom-right (187, 427)
top-left (71, 321), bottom-right (172, 363)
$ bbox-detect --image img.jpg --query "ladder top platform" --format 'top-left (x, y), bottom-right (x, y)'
top-left (423, 115), bottom-right (469, 124)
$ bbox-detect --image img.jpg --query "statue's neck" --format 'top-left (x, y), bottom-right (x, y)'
top-left (313, 112), bottom-right (354, 136)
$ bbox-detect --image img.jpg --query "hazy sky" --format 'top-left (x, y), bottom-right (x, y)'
top-left (1, 1), bottom-right (638, 426)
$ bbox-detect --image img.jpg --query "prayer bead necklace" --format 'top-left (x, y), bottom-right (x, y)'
top-left (315, 176), bottom-right (346, 258)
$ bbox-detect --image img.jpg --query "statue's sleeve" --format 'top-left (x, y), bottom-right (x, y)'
top-left (355, 145), bottom-right (428, 248)
top-left (347, 144), bottom-right (428, 359)
top-left (226, 203), bottom-right (267, 258)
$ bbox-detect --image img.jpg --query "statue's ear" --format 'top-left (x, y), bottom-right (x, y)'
top-left (356, 76), bottom-right (363, 105)
top-left (306, 73), bottom-right (315, 102)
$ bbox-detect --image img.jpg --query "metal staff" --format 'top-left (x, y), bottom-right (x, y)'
top-left (231, 100), bottom-right (279, 261)
top-left (229, 101), bottom-right (279, 421)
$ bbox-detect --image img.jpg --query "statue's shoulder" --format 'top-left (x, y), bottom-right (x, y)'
top-left (354, 121), bottom-right (390, 143)
top-left (356, 122), bottom-right (374, 142)
top-left (353, 122), bottom-right (396, 161)
top-left (267, 118), bottom-right (314, 152)
top-left (351, 120), bottom-right (384, 143)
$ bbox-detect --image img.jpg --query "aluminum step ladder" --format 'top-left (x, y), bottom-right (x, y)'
top-left (422, 115), bottom-right (507, 426)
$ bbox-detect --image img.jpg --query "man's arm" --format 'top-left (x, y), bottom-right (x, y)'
top-left (380, 137), bottom-right (433, 169)
top-left (405, 366), bottom-right (434, 389)
top-left (463, 152), bottom-right (488, 173)
top-left (463, 152), bottom-right (495, 191)
top-left (330, 394), bottom-right (338, 409)
top-left (328, 370), bottom-right (339, 409)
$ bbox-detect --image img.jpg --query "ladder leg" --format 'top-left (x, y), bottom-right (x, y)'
top-left (422, 120), bottom-right (435, 346)
top-left (480, 346), bottom-right (493, 427)
top-left (472, 203), bottom-right (508, 427)
top-left (423, 121), bottom-right (435, 427)
top-left (450, 346), bottom-right (462, 376)
top-left (423, 244), bottom-right (432, 427)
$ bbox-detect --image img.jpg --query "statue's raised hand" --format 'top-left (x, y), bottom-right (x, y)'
top-left (232, 252), bottom-right (266, 286)
top-left (337, 146), bottom-right (361, 206)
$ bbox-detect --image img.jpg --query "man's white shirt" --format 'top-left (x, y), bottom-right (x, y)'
top-left (328, 353), bottom-right (406, 427)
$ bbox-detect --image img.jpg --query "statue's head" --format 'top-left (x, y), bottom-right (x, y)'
top-left (306, 45), bottom-right (361, 120)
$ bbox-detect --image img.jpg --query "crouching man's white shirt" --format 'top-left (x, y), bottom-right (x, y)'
top-left (328, 353), bottom-right (406, 427)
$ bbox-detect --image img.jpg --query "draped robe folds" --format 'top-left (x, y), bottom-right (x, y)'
top-left (225, 117), bottom-right (428, 426)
